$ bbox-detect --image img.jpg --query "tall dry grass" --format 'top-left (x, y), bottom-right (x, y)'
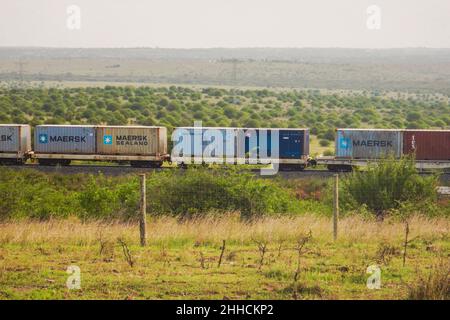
top-left (0, 214), bottom-right (448, 246)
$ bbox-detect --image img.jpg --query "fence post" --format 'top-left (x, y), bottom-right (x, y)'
top-left (139, 174), bottom-right (147, 247)
top-left (333, 174), bottom-right (339, 241)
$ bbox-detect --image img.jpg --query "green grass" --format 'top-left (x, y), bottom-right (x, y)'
top-left (0, 216), bottom-right (448, 300)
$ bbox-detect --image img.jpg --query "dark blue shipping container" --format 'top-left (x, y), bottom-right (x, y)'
top-left (244, 128), bottom-right (309, 159)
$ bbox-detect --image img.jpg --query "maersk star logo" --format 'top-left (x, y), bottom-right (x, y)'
top-left (340, 137), bottom-right (351, 149)
top-left (103, 135), bottom-right (113, 145)
top-left (39, 134), bottom-right (48, 144)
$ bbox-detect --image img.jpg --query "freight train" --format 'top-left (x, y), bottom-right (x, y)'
top-left (0, 124), bottom-right (449, 171)
top-left (316, 128), bottom-right (450, 171)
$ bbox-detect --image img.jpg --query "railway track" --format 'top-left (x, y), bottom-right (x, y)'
top-left (2, 164), bottom-right (449, 181)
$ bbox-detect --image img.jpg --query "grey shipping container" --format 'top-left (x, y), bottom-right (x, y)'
top-left (0, 124), bottom-right (31, 153)
top-left (335, 129), bottom-right (402, 159)
top-left (34, 125), bottom-right (96, 154)
top-left (96, 126), bottom-right (167, 156)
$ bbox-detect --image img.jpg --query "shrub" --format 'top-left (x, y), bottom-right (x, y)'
top-left (340, 156), bottom-right (439, 218)
top-left (146, 168), bottom-right (300, 219)
top-left (319, 139), bottom-right (330, 147)
top-left (407, 261), bottom-right (449, 300)
top-left (0, 168), bottom-right (305, 221)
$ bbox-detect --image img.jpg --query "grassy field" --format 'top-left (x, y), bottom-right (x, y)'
top-left (0, 215), bottom-right (448, 300)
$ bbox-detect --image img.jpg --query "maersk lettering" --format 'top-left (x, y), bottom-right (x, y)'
top-left (49, 136), bottom-right (87, 143)
top-left (116, 135), bottom-right (148, 146)
top-left (0, 134), bottom-right (13, 142)
top-left (352, 140), bottom-right (393, 147)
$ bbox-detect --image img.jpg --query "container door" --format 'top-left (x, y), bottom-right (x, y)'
top-left (0, 126), bottom-right (19, 153)
top-left (280, 130), bottom-right (303, 159)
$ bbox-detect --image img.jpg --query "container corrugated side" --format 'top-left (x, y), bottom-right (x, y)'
top-left (34, 125), bottom-right (96, 154)
top-left (403, 130), bottom-right (450, 160)
top-left (96, 126), bottom-right (166, 155)
top-left (240, 128), bottom-right (309, 160)
top-left (279, 129), bottom-right (308, 159)
top-left (335, 129), bottom-right (403, 159)
top-left (172, 127), bottom-right (238, 159)
top-left (303, 129), bottom-right (310, 157)
top-left (0, 124), bottom-right (31, 153)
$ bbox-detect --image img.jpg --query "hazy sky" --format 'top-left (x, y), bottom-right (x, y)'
top-left (0, 0), bottom-right (449, 48)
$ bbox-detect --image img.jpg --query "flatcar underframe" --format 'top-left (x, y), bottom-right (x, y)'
top-left (316, 156), bottom-right (450, 172)
top-left (31, 153), bottom-right (166, 168)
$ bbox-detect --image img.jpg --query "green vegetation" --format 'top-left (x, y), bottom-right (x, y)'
top-left (0, 86), bottom-right (448, 155)
top-left (0, 165), bottom-right (447, 221)
top-left (0, 216), bottom-right (448, 299)
top-left (340, 157), bottom-right (442, 218)
top-left (0, 168), bottom-right (322, 220)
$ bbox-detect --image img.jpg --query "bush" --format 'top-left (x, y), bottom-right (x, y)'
top-left (407, 261), bottom-right (449, 300)
top-left (145, 168), bottom-right (299, 219)
top-left (319, 139), bottom-right (330, 147)
top-left (340, 156), bottom-right (439, 218)
top-left (0, 168), bottom-right (303, 221)
top-left (0, 169), bottom-right (79, 219)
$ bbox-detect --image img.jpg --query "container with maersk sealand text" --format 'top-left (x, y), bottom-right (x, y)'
top-left (96, 126), bottom-right (167, 156)
top-left (335, 128), bottom-right (403, 159)
top-left (34, 125), bottom-right (96, 154)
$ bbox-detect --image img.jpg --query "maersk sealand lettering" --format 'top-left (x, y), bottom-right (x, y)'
top-left (352, 140), bottom-right (393, 147)
top-left (116, 135), bottom-right (148, 141)
top-left (115, 135), bottom-right (148, 146)
top-left (49, 136), bottom-right (86, 143)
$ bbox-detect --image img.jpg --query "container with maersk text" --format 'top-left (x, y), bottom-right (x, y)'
top-left (96, 126), bottom-right (167, 156)
top-left (0, 124), bottom-right (31, 153)
top-left (34, 125), bottom-right (96, 154)
top-left (335, 128), bottom-right (403, 159)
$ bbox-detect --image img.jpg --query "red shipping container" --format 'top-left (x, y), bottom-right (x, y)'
top-left (403, 130), bottom-right (450, 160)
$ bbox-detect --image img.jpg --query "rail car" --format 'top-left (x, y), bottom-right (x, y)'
top-left (0, 124), bottom-right (449, 171)
top-left (171, 127), bottom-right (309, 170)
top-left (316, 128), bottom-right (450, 171)
top-left (0, 124), bottom-right (32, 165)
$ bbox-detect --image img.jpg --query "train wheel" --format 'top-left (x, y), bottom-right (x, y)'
top-left (327, 164), bottom-right (352, 172)
top-left (152, 161), bottom-right (163, 168)
top-left (38, 159), bottom-right (71, 166)
top-left (177, 162), bottom-right (188, 169)
top-left (279, 164), bottom-right (305, 171)
top-left (130, 161), bottom-right (163, 168)
top-left (0, 158), bottom-right (26, 165)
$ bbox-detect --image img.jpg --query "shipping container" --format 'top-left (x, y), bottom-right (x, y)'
top-left (0, 124), bottom-right (31, 153)
top-left (243, 128), bottom-right (309, 160)
top-left (403, 130), bottom-right (450, 160)
top-left (172, 127), bottom-right (238, 161)
top-left (34, 125), bottom-right (96, 154)
top-left (172, 127), bottom-right (309, 164)
top-left (96, 126), bottom-right (167, 156)
top-left (335, 129), bottom-right (402, 159)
